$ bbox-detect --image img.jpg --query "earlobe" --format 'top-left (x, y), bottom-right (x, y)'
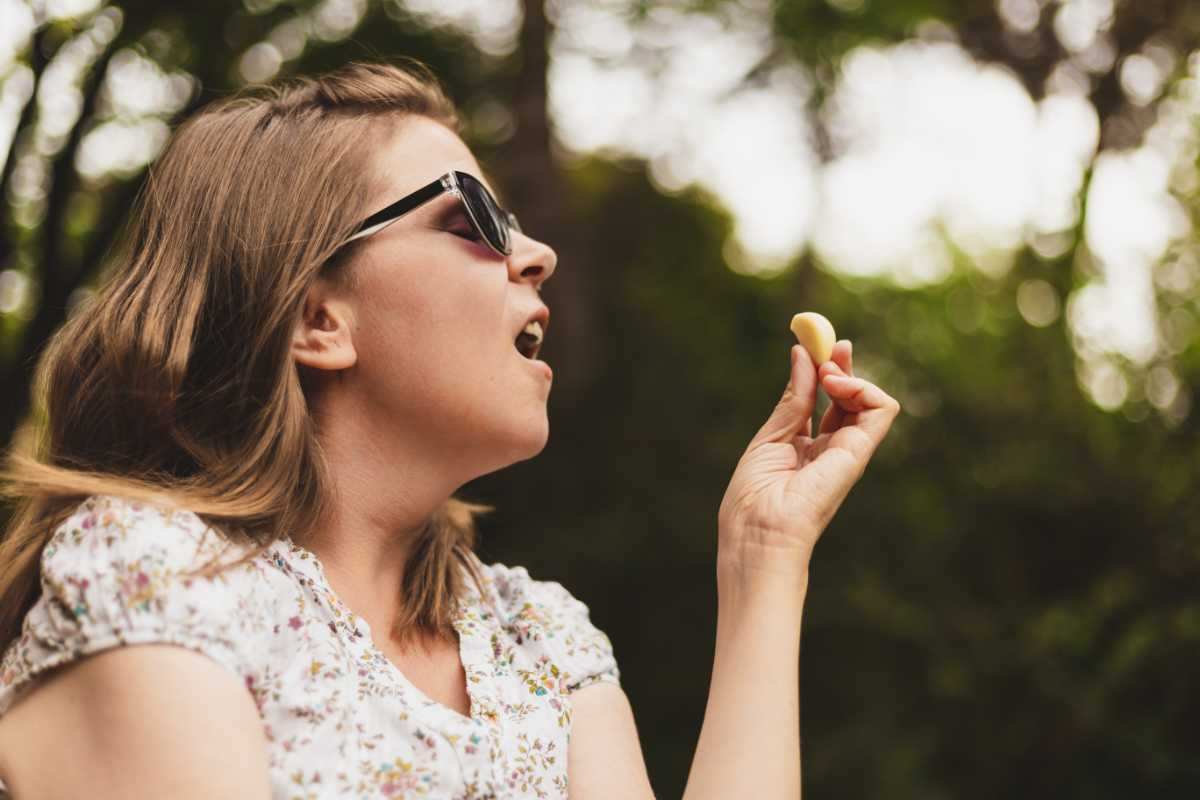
top-left (291, 299), bottom-right (357, 372)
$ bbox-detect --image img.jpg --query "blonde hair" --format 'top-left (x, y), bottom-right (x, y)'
top-left (0, 59), bottom-right (492, 654)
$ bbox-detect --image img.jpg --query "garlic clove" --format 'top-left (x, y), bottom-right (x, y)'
top-left (522, 320), bottom-right (543, 344)
top-left (789, 312), bottom-right (836, 365)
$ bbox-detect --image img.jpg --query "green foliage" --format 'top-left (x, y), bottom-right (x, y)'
top-left (470, 152), bottom-right (1200, 797)
top-left (773, 0), bottom-right (979, 64)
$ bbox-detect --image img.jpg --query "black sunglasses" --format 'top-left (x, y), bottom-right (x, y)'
top-left (344, 170), bottom-right (521, 256)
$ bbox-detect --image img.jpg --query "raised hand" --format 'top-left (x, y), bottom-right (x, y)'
top-left (717, 340), bottom-right (901, 584)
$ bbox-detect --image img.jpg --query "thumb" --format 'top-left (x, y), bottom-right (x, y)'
top-left (749, 345), bottom-right (818, 447)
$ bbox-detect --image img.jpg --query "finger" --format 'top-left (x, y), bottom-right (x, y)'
top-left (749, 345), bottom-right (819, 447)
top-left (822, 371), bottom-right (890, 412)
top-left (818, 388), bottom-right (845, 435)
top-left (821, 372), bottom-right (901, 443)
top-left (829, 339), bottom-right (853, 377)
top-left (817, 344), bottom-right (852, 433)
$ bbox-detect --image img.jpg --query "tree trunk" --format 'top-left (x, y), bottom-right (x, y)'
top-left (503, 0), bottom-right (598, 396)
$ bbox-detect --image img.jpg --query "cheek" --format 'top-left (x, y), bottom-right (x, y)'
top-left (354, 262), bottom-right (507, 391)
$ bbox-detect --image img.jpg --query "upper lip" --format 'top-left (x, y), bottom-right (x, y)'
top-left (517, 305), bottom-right (550, 340)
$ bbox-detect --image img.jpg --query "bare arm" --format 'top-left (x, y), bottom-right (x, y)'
top-left (0, 644), bottom-right (272, 799)
top-left (566, 340), bottom-right (897, 798)
top-left (567, 682), bottom-right (656, 799)
top-left (681, 567), bottom-right (806, 799)
top-left (564, 570), bottom-right (804, 800)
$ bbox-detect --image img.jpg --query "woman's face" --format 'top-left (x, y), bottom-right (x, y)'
top-left (299, 115), bottom-right (558, 477)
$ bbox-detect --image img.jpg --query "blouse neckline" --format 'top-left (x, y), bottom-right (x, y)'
top-left (275, 536), bottom-right (500, 731)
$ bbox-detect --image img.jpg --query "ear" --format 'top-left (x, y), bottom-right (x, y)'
top-left (292, 281), bottom-right (357, 372)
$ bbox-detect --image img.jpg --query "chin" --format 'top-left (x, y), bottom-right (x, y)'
top-left (521, 415), bottom-right (551, 456)
top-left (506, 414), bottom-right (551, 463)
top-left (469, 416), bottom-right (548, 476)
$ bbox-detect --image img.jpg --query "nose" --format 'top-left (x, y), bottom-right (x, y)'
top-left (507, 230), bottom-right (557, 292)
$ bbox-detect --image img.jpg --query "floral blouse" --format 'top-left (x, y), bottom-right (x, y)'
top-left (0, 494), bottom-right (621, 799)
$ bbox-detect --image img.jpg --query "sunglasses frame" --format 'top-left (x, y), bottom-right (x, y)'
top-left (343, 170), bottom-right (521, 256)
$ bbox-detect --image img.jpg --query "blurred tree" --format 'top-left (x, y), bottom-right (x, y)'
top-left (0, 0), bottom-right (526, 448)
top-left (501, 155), bottom-right (1200, 797)
top-left (761, 0), bottom-right (1200, 150)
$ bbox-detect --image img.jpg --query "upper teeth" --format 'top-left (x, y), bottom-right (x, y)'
top-left (522, 320), bottom-right (543, 344)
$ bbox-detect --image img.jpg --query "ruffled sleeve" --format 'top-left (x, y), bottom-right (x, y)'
top-left (0, 494), bottom-right (276, 717)
top-left (488, 562), bottom-right (621, 694)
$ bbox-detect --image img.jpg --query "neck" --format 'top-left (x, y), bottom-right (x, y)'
top-left (299, 394), bottom-right (468, 639)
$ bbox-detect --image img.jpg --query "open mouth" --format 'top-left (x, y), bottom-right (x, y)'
top-left (514, 320), bottom-right (543, 360)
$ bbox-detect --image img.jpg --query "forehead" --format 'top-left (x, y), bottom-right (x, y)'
top-left (363, 115), bottom-right (497, 209)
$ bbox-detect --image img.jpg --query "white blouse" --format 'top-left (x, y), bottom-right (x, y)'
top-left (0, 494), bottom-right (622, 799)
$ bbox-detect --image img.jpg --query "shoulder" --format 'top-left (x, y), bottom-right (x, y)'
top-left (38, 493), bottom-right (276, 614)
top-left (476, 560), bottom-right (622, 693)
top-left (482, 561), bottom-right (590, 627)
top-left (0, 494), bottom-right (282, 717)
top-left (42, 493), bottom-right (250, 576)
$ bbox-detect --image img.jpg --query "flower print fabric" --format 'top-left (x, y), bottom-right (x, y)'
top-left (0, 494), bottom-right (621, 799)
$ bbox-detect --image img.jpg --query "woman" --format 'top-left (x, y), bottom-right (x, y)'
top-left (0, 60), bottom-right (898, 798)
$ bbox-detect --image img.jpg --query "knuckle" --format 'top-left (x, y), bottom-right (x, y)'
top-left (876, 388), bottom-right (900, 413)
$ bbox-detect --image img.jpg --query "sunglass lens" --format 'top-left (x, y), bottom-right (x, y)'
top-left (460, 173), bottom-right (509, 254)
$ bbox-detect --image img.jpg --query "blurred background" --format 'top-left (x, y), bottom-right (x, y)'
top-left (3, 0), bottom-right (1200, 796)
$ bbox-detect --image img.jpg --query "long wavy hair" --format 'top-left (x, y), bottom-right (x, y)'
top-left (0, 59), bottom-right (492, 655)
